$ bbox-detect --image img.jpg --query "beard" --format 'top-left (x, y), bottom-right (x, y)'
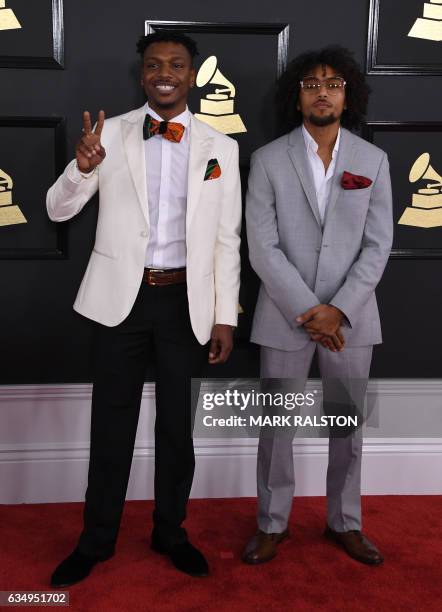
top-left (307, 111), bottom-right (340, 127)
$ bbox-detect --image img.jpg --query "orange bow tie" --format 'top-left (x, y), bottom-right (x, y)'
top-left (143, 114), bottom-right (185, 143)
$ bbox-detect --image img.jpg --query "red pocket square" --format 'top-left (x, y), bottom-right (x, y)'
top-left (341, 171), bottom-right (372, 190)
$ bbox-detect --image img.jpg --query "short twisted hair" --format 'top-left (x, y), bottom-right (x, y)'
top-left (276, 46), bottom-right (370, 133)
top-left (136, 31), bottom-right (199, 63)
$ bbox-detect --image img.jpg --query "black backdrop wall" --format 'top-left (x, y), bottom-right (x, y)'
top-left (1, 0), bottom-right (441, 383)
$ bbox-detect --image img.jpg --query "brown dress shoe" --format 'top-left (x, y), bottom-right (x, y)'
top-left (324, 526), bottom-right (384, 565)
top-left (242, 529), bottom-right (289, 564)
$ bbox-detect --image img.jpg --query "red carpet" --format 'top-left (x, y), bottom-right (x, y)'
top-left (1, 497), bottom-right (441, 611)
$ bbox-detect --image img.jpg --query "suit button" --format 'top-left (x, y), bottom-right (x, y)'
top-left (140, 231), bottom-right (148, 237)
top-left (315, 247), bottom-right (320, 253)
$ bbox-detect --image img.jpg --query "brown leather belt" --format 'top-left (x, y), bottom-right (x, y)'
top-left (143, 267), bottom-right (186, 286)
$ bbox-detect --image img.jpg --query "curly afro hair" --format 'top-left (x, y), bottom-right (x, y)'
top-left (275, 46), bottom-right (370, 133)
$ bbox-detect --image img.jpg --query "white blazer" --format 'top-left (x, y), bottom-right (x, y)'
top-left (47, 106), bottom-right (242, 345)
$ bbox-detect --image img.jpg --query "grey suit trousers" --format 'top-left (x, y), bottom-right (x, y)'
top-left (257, 342), bottom-right (372, 534)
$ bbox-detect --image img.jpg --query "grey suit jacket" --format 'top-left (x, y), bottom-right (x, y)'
top-left (246, 126), bottom-right (393, 350)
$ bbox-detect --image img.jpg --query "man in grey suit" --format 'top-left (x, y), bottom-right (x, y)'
top-left (243, 47), bottom-right (393, 566)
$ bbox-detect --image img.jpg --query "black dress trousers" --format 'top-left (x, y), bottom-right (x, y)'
top-left (78, 279), bottom-right (209, 557)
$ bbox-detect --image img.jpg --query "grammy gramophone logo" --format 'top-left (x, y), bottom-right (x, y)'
top-left (0, 168), bottom-right (27, 227)
top-left (0, 1), bottom-right (21, 31)
top-left (194, 56), bottom-right (247, 135)
top-left (408, 0), bottom-right (442, 42)
top-left (398, 153), bottom-right (442, 228)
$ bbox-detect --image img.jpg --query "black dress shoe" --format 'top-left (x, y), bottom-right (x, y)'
top-left (151, 536), bottom-right (209, 577)
top-left (50, 547), bottom-right (112, 587)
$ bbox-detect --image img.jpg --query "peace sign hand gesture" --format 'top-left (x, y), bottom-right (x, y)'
top-left (76, 110), bottom-right (106, 173)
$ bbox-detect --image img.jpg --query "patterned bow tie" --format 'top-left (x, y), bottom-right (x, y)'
top-left (143, 114), bottom-right (185, 143)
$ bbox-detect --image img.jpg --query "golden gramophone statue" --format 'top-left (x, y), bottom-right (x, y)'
top-left (408, 0), bottom-right (442, 42)
top-left (398, 153), bottom-right (442, 228)
top-left (194, 56), bottom-right (246, 135)
top-left (0, 0), bottom-right (21, 31)
top-left (0, 168), bottom-right (27, 227)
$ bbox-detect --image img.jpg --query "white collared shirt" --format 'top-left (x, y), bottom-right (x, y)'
top-left (302, 124), bottom-right (340, 224)
top-left (144, 102), bottom-right (190, 269)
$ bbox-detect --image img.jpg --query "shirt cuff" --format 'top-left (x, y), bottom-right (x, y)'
top-left (67, 162), bottom-right (97, 183)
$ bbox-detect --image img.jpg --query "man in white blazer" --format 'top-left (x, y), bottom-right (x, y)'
top-left (47, 31), bottom-right (241, 585)
top-left (243, 47), bottom-right (392, 566)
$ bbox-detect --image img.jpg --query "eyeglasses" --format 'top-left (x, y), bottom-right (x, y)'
top-left (300, 77), bottom-right (346, 95)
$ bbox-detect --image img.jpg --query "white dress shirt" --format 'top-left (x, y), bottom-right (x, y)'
top-left (143, 103), bottom-right (190, 269)
top-left (302, 124), bottom-right (340, 224)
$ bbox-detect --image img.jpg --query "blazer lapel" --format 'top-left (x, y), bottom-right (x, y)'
top-left (322, 128), bottom-right (357, 226)
top-left (287, 128), bottom-right (322, 228)
top-left (186, 116), bottom-right (214, 232)
top-left (121, 107), bottom-right (149, 226)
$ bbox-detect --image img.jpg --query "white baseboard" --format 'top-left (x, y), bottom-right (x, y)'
top-left (0, 382), bottom-right (441, 503)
